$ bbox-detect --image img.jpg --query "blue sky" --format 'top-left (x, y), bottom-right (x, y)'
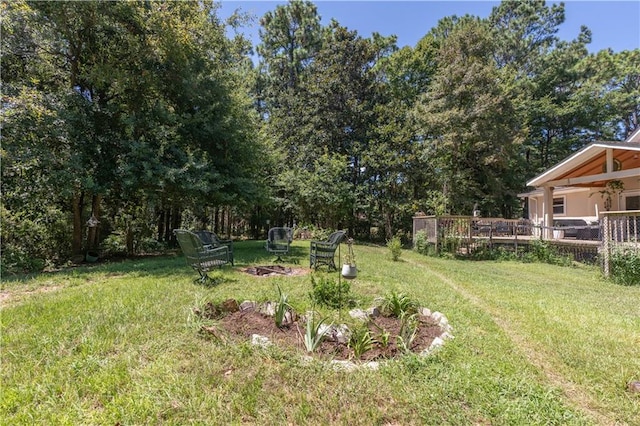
top-left (219, 0), bottom-right (640, 54)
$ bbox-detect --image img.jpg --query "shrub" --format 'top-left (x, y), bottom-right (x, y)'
top-left (0, 204), bottom-right (70, 273)
top-left (413, 230), bottom-right (434, 256)
top-left (522, 240), bottom-right (571, 266)
top-left (609, 247), bottom-right (640, 285)
top-left (309, 275), bottom-right (355, 309)
top-left (387, 236), bottom-right (402, 261)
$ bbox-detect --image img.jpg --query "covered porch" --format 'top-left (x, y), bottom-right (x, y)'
top-left (524, 141), bottom-right (640, 239)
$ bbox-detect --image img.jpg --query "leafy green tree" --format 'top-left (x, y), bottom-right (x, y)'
top-left (2, 1), bottom-right (263, 267)
top-left (575, 49), bottom-right (640, 140)
top-left (414, 18), bottom-right (524, 216)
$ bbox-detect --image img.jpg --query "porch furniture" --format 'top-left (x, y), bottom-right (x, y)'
top-left (266, 227), bottom-right (292, 262)
top-left (194, 230), bottom-right (234, 265)
top-left (174, 229), bottom-right (230, 283)
top-left (310, 230), bottom-right (346, 270)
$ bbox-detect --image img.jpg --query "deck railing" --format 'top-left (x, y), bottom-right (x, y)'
top-left (412, 215), bottom-right (532, 254)
top-left (601, 211), bottom-right (640, 277)
top-left (413, 212), bottom-right (640, 277)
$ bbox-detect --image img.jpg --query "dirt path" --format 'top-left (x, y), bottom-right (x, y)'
top-left (407, 258), bottom-right (615, 426)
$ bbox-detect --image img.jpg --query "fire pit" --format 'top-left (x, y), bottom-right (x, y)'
top-left (242, 265), bottom-right (309, 277)
top-left (245, 265), bottom-right (292, 276)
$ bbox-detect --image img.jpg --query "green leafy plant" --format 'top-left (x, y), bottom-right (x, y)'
top-left (413, 230), bottom-right (434, 256)
top-left (275, 285), bottom-right (292, 328)
top-left (370, 321), bottom-right (391, 349)
top-left (299, 311), bottom-right (331, 353)
top-left (309, 275), bottom-right (355, 309)
top-left (380, 291), bottom-right (419, 317)
top-left (523, 240), bottom-right (572, 266)
top-left (610, 246), bottom-right (640, 285)
top-left (387, 236), bottom-right (403, 261)
top-left (348, 325), bottom-right (374, 359)
top-left (397, 312), bottom-right (419, 353)
top-left (591, 179), bottom-right (625, 211)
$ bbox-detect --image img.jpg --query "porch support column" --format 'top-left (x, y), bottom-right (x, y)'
top-left (606, 148), bottom-right (614, 173)
top-left (542, 186), bottom-right (554, 240)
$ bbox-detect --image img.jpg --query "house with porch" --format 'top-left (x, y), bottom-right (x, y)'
top-left (520, 129), bottom-right (640, 239)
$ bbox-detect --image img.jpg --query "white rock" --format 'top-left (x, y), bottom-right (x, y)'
top-left (251, 334), bottom-right (272, 348)
top-left (240, 300), bottom-right (257, 311)
top-left (431, 311), bottom-right (444, 322)
top-left (429, 336), bottom-right (445, 350)
top-left (440, 331), bottom-right (454, 340)
top-left (259, 301), bottom-right (276, 316)
top-left (349, 308), bottom-right (370, 321)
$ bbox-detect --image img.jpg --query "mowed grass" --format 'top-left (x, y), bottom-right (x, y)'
top-left (2, 241), bottom-right (639, 425)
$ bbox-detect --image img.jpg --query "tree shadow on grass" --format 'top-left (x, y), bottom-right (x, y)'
top-left (2, 240), bottom-right (312, 286)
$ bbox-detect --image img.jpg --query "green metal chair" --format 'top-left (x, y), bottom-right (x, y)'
top-left (194, 230), bottom-right (234, 265)
top-left (174, 229), bottom-right (230, 283)
top-left (310, 230), bottom-right (346, 270)
top-left (266, 227), bottom-right (292, 262)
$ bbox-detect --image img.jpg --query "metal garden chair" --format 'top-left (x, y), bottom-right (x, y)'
top-left (174, 229), bottom-right (230, 283)
top-left (309, 230), bottom-right (346, 270)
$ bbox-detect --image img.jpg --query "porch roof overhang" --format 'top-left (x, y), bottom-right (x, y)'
top-left (526, 142), bottom-right (640, 188)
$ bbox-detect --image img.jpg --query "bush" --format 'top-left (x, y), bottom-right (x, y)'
top-left (309, 275), bottom-right (355, 309)
top-left (413, 230), bottom-right (435, 256)
top-left (387, 236), bottom-right (402, 261)
top-left (610, 247), bottom-right (640, 285)
top-left (522, 240), bottom-right (571, 266)
top-left (0, 205), bottom-right (70, 273)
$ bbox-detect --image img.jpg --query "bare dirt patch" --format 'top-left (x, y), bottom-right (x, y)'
top-left (1, 285), bottom-right (62, 305)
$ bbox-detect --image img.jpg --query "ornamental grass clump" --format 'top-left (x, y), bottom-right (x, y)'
top-left (348, 325), bottom-right (374, 359)
top-left (275, 285), bottom-right (293, 328)
top-left (397, 312), bottom-right (419, 353)
top-left (379, 291), bottom-right (419, 318)
top-left (300, 311), bottom-right (331, 353)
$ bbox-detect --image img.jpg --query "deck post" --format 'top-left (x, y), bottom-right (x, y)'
top-left (543, 186), bottom-right (554, 240)
top-left (602, 213), bottom-right (610, 277)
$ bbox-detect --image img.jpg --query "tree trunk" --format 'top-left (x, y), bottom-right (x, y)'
top-left (170, 206), bottom-right (181, 247)
top-left (164, 204), bottom-right (172, 245)
top-left (86, 194), bottom-right (102, 250)
top-left (72, 192), bottom-right (85, 256)
top-left (157, 207), bottom-right (165, 242)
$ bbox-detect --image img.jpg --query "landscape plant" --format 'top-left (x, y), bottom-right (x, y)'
top-left (387, 236), bottom-right (403, 261)
top-left (523, 239), bottom-right (572, 266)
top-left (300, 311), bottom-right (331, 353)
top-left (609, 246), bottom-right (640, 285)
top-left (379, 291), bottom-right (419, 317)
top-left (397, 312), bottom-right (419, 353)
top-left (309, 275), bottom-right (355, 309)
top-left (413, 230), bottom-right (433, 256)
top-left (348, 325), bottom-right (374, 359)
top-left (275, 285), bottom-right (293, 328)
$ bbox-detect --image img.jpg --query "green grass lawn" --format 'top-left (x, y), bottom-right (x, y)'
top-left (2, 241), bottom-right (639, 425)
